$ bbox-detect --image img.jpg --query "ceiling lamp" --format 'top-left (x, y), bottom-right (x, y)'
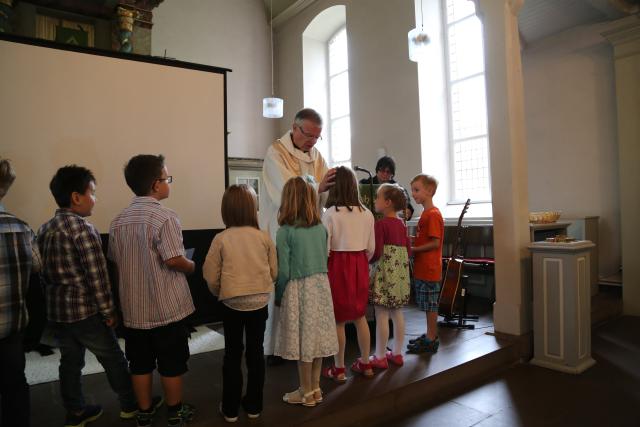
top-left (408, 0), bottom-right (430, 62)
top-left (263, 0), bottom-right (283, 118)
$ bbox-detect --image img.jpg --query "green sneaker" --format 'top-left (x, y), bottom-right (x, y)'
top-left (167, 403), bottom-right (195, 427)
top-left (135, 396), bottom-right (164, 427)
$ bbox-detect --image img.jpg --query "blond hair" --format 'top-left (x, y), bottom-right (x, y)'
top-left (0, 159), bottom-right (16, 199)
top-left (378, 183), bottom-right (407, 212)
top-left (278, 176), bottom-right (321, 227)
top-left (411, 174), bottom-right (438, 195)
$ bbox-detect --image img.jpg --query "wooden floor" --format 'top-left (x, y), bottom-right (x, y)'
top-left (29, 298), bottom-right (515, 427)
top-left (393, 314), bottom-right (640, 427)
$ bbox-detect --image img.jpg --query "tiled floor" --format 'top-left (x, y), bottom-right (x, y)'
top-left (394, 315), bottom-right (640, 427)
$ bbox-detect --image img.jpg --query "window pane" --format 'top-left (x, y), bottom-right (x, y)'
top-left (330, 116), bottom-right (351, 162)
top-left (329, 28), bottom-right (348, 76)
top-left (447, 16), bottom-right (484, 81)
top-left (446, 0), bottom-right (476, 24)
top-left (450, 75), bottom-right (488, 140)
top-left (453, 137), bottom-right (491, 201)
top-left (315, 137), bottom-right (329, 162)
top-left (330, 72), bottom-right (350, 119)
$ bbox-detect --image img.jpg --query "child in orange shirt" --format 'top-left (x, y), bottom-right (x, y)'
top-left (407, 174), bottom-right (444, 354)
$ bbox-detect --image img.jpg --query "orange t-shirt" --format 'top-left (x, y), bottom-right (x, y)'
top-left (413, 207), bottom-right (444, 282)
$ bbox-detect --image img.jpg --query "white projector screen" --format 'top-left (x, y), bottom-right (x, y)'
top-left (0, 36), bottom-right (228, 231)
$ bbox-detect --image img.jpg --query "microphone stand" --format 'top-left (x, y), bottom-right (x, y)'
top-left (354, 166), bottom-right (374, 212)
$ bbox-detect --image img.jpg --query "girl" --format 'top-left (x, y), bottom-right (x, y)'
top-left (203, 185), bottom-right (277, 423)
top-left (368, 184), bottom-right (412, 369)
top-left (321, 166), bottom-right (376, 380)
top-left (275, 176), bottom-right (338, 406)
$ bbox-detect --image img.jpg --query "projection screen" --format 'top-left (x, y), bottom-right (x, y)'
top-left (0, 35), bottom-right (228, 232)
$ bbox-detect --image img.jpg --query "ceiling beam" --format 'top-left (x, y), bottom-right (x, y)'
top-left (272, 0), bottom-right (317, 29)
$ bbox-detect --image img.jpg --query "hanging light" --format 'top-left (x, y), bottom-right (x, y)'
top-left (408, 0), bottom-right (430, 62)
top-left (263, 0), bottom-right (283, 118)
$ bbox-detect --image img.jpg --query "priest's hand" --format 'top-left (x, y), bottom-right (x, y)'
top-left (319, 168), bottom-right (337, 193)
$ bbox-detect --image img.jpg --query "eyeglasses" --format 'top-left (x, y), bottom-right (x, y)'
top-left (157, 176), bottom-right (173, 184)
top-left (297, 125), bottom-right (323, 141)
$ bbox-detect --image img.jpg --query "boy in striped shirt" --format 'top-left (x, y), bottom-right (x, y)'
top-left (109, 154), bottom-right (195, 427)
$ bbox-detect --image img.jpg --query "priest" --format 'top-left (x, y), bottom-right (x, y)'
top-left (262, 108), bottom-right (336, 363)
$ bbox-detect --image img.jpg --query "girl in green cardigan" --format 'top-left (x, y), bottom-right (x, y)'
top-left (275, 177), bottom-right (338, 407)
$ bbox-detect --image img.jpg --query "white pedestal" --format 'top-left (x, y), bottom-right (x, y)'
top-left (529, 241), bottom-right (596, 374)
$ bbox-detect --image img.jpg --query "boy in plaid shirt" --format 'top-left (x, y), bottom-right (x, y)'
top-left (38, 165), bottom-right (137, 427)
top-left (0, 158), bottom-right (41, 427)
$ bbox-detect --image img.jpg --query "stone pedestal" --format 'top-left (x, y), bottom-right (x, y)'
top-left (529, 240), bottom-right (596, 374)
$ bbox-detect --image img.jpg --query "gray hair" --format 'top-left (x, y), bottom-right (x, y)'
top-left (294, 108), bottom-right (323, 127)
top-left (0, 158), bottom-right (16, 199)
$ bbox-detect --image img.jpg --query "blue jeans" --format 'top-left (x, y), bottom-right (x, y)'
top-left (0, 333), bottom-right (29, 427)
top-left (53, 314), bottom-right (135, 412)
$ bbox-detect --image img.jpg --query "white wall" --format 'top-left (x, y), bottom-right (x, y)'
top-left (275, 0), bottom-right (421, 191)
top-left (522, 23), bottom-right (621, 277)
top-left (152, 0), bottom-right (278, 159)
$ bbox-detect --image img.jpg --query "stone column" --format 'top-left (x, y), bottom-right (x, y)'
top-left (602, 16), bottom-right (640, 315)
top-left (0, 0), bottom-right (14, 33)
top-left (473, 0), bottom-right (532, 336)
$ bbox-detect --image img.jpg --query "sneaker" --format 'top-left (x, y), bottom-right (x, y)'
top-left (168, 403), bottom-right (195, 426)
top-left (120, 403), bottom-right (138, 420)
top-left (386, 351), bottom-right (404, 366)
top-left (135, 396), bottom-right (165, 427)
top-left (407, 336), bottom-right (439, 354)
top-left (368, 355), bottom-right (389, 370)
top-left (350, 358), bottom-right (374, 377)
top-left (218, 403), bottom-right (237, 423)
top-left (321, 365), bottom-right (347, 383)
top-left (408, 334), bottom-right (426, 345)
top-left (64, 405), bottom-right (103, 427)
top-left (247, 411), bottom-right (261, 419)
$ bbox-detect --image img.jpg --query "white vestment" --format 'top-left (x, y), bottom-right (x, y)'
top-left (261, 131), bottom-right (329, 355)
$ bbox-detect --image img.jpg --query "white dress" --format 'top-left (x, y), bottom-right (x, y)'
top-left (274, 273), bottom-right (338, 362)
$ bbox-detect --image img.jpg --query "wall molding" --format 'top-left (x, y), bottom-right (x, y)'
top-left (273, 0), bottom-right (317, 29)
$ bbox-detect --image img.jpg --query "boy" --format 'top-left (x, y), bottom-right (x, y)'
top-left (38, 165), bottom-right (137, 427)
top-left (407, 174), bottom-right (444, 354)
top-left (0, 158), bottom-right (41, 427)
top-left (108, 154), bottom-right (195, 427)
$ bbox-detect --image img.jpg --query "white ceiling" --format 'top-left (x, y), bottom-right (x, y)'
top-left (517, 0), bottom-right (624, 44)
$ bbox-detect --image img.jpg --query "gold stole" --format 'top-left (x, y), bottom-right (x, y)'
top-left (273, 140), bottom-right (325, 184)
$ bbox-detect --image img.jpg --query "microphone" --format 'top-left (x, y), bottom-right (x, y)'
top-left (354, 166), bottom-right (372, 176)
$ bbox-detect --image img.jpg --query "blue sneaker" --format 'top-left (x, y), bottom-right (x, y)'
top-left (136, 396), bottom-right (165, 427)
top-left (407, 336), bottom-right (439, 354)
top-left (64, 405), bottom-right (103, 427)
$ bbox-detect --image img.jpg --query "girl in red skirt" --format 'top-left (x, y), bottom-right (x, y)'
top-left (321, 166), bottom-right (376, 381)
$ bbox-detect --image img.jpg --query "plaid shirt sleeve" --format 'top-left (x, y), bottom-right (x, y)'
top-left (74, 224), bottom-right (114, 319)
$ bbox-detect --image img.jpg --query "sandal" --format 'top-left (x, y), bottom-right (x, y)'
top-left (312, 388), bottom-right (323, 403)
top-left (321, 365), bottom-right (347, 383)
top-left (282, 389), bottom-right (316, 407)
top-left (351, 358), bottom-right (374, 377)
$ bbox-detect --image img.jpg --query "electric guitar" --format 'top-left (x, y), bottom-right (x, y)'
top-left (438, 199), bottom-right (471, 318)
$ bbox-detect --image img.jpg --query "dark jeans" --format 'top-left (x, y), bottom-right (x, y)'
top-left (221, 305), bottom-right (268, 417)
top-left (0, 333), bottom-right (29, 427)
top-left (52, 315), bottom-right (136, 412)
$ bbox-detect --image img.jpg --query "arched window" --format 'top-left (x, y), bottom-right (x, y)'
top-left (303, 6), bottom-right (351, 167)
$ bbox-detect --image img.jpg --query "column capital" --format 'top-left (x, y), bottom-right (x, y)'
top-left (472, 0), bottom-right (524, 18)
top-left (602, 15), bottom-right (640, 45)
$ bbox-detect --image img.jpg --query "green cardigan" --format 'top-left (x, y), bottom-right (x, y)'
top-left (275, 224), bottom-right (328, 301)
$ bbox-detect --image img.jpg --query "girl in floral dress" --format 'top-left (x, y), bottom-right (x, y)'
top-left (369, 184), bottom-right (412, 369)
